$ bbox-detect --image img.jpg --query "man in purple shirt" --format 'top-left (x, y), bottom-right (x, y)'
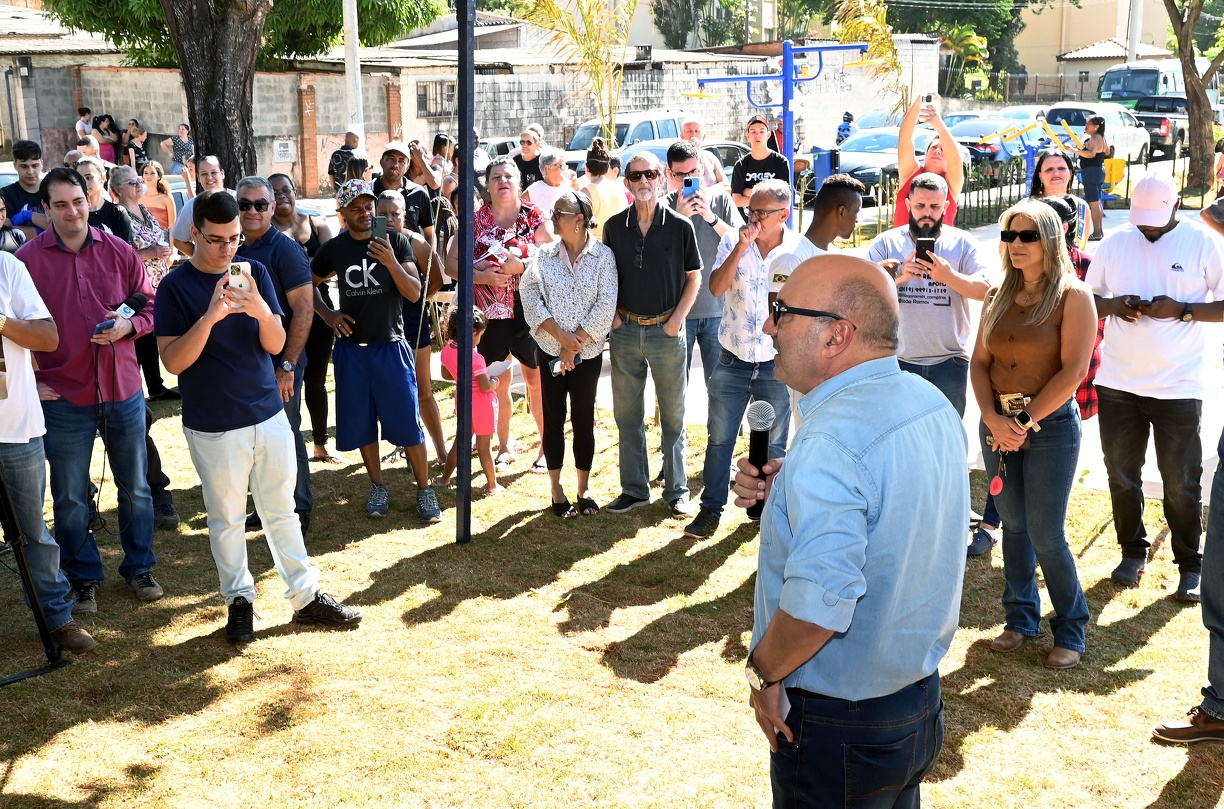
top-left (16, 167), bottom-right (161, 613)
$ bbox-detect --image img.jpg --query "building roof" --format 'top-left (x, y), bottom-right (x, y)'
top-left (1057, 38), bottom-right (1172, 62)
top-left (0, 6), bottom-right (118, 55)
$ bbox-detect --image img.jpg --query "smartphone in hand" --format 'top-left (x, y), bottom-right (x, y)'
top-left (372, 215), bottom-right (388, 241)
top-left (683, 177), bottom-right (700, 198)
top-left (228, 262), bottom-right (252, 293)
top-left (916, 238), bottom-right (936, 264)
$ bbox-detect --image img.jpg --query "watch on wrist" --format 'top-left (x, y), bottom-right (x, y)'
top-left (1013, 409), bottom-right (1041, 433)
top-left (0, 312), bottom-right (8, 335)
top-left (744, 652), bottom-right (779, 691)
top-left (1181, 302), bottom-right (1194, 322)
top-left (279, 360), bottom-right (296, 373)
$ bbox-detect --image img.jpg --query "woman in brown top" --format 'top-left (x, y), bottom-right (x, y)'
top-left (970, 199), bottom-right (1097, 670)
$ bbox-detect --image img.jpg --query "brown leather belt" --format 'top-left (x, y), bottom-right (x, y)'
top-left (617, 306), bottom-right (674, 326)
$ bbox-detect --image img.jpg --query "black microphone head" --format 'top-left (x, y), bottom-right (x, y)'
top-left (130, 292), bottom-right (148, 307)
top-left (746, 401), bottom-right (776, 432)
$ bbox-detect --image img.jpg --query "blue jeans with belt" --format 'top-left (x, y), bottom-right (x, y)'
top-left (771, 672), bottom-right (944, 808)
top-left (980, 399), bottom-right (1089, 652)
top-left (610, 320), bottom-right (688, 504)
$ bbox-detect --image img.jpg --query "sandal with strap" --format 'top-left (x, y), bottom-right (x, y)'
top-left (577, 497), bottom-right (600, 516)
top-left (551, 499), bottom-right (579, 519)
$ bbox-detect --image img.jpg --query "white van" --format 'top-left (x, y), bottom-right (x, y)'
top-left (564, 108), bottom-right (691, 172)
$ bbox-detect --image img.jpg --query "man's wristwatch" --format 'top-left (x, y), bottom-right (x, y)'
top-left (1013, 409), bottom-right (1041, 433)
top-left (1181, 302), bottom-right (1194, 322)
top-left (0, 312), bottom-right (7, 335)
top-left (744, 652), bottom-right (779, 691)
top-left (279, 360), bottom-right (296, 373)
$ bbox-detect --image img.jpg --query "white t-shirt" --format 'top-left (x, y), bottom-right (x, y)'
top-left (523, 181), bottom-right (565, 219)
top-left (0, 252), bottom-right (51, 443)
top-left (766, 236), bottom-right (827, 294)
top-left (1086, 220), bottom-right (1224, 399)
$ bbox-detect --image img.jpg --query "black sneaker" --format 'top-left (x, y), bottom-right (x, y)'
top-left (127, 572), bottom-right (164, 602)
top-left (154, 502), bottom-right (180, 530)
top-left (653, 467), bottom-right (665, 484)
top-left (1175, 571), bottom-right (1202, 602)
top-left (72, 583), bottom-right (98, 614)
top-left (684, 508), bottom-right (721, 539)
top-left (666, 495), bottom-right (692, 518)
top-left (226, 596), bottom-right (256, 643)
top-left (245, 511), bottom-right (262, 530)
top-left (606, 494), bottom-right (650, 514)
top-left (0, 539), bottom-right (10, 557)
top-left (1111, 556), bottom-right (1146, 587)
top-left (292, 592), bottom-right (362, 628)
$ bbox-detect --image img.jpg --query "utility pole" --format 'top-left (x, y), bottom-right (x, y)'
top-left (343, 0), bottom-right (366, 148)
top-left (1126, 0), bottom-right (1142, 62)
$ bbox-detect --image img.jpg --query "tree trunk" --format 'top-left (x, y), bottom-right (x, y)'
top-left (1163, 0), bottom-right (1224, 191)
top-left (157, 0), bottom-right (273, 184)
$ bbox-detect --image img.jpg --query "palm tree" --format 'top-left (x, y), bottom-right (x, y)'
top-left (518, 0), bottom-right (637, 145)
top-left (836, 0), bottom-right (908, 112)
top-left (941, 24), bottom-right (988, 97)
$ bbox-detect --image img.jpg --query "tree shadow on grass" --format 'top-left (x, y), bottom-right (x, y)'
top-left (0, 762), bottom-right (160, 809)
top-left (340, 505), bottom-right (649, 626)
top-left (933, 576), bottom-right (1196, 780)
top-left (1142, 744), bottom-right (1224, 808)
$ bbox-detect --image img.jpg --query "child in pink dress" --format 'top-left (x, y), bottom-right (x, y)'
top-left (438, 306), bottom-right (502, 493)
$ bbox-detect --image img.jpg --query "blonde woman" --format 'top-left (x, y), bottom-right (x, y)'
top-left (970, 200), bottom-right (1098, 669)
top-left (139, 161), bottom-right (177, 232)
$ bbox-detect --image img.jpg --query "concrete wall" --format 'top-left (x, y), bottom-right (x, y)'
top-left (1014, 0), bottom-right (1166, 75)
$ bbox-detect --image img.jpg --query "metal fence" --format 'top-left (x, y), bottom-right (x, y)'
top-left (1002, 72), bottom-right (1105, 104)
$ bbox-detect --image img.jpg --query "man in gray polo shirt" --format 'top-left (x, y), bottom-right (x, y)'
top-left (866, 173), bottom-right (991, 413)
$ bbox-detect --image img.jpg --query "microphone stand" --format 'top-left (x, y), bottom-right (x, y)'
top-left (0, 469), bottom-right (70, 687)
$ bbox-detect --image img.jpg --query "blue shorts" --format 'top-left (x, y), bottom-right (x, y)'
top-left (333, 340), bottom-right (425, 451)
top-left (1081, 165), bottom-right (1106, 203)
top-left (402, 297), bottom-right (434, 350)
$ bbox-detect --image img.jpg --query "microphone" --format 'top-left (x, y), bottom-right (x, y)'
top-left (95, 292), bottom-right (148, 334)
top-left (745, 400), bottom-right (776, 521)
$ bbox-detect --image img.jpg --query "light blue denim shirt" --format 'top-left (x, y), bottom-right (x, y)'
top-left (751, 355), bottom-right (968, 700)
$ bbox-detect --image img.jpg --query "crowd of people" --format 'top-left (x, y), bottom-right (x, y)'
top-left (2, 92), bottom-right (1223, 807)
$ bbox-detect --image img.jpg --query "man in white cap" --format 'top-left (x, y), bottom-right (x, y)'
top-left (1085, 174), bottom-right (1224, 600)
top-left (372, 140), bottom-right (433, 243)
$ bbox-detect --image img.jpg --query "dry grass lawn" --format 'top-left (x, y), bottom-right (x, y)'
top-left (1, 388), bottom-right (1222, 808)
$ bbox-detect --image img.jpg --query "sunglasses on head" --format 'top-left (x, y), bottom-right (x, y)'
top-left (626, 169), bottom-right (660, 182)
top-left (237, 199), bottom-right (271, 212)
top-left (1000, 229), bottom-right (1041, 243)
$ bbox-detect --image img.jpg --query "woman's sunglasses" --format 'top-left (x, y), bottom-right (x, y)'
top-left (999, 229), bottom-right (1041, 243)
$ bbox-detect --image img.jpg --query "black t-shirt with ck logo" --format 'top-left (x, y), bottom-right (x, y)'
top-left (311, 230), bottom-right (414, 344)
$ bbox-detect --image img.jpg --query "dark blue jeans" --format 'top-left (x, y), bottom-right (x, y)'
top-left (1097, 386), bottom-right (1202, 572)
top-left (700, 348), bottom-right (789, 513)
top-left (980, 400), bottom-right (1089, 652)
top-left (42, 391), bottom-right (156, 586)
top-left (771, 672), bottom-right (944, 808)
top-left (283, 366), bottom-right (313, 518)
top-left (1202, 450), bottom-right (1224, 719)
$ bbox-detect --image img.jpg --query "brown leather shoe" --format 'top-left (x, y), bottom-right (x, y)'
top-left (1045, 647), bottom-right (1081, 669)
top-left (989, 630), bottom-right (1029, 652)
top-left (1152, 706), bottom-right (1224, 744)
top-left (51, 622), bottom-right (96, 655)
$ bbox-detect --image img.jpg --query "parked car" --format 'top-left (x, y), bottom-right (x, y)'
top-left (997, 104), bottom-right (1048, 123)
top-left (949, 118), bottom-right (1045, 162)
top-left (1044, 102), bottom-right (1151, 163)
top-left (939, 111), bottom-right (993, 129)
top-left (1132, 95), bottom-right (1189, 158)
top-left (614, 137), bottom-right (749, 180)
top-left (480, 136), bottom-right (519, 158)
top-left (564, 108), bottom-right (690, 172)
top-left (0, 161), bottom-right (16, 190)
top-left (834, 127), bottom-right (940, 201)
top-left (855, 108), bottom-right (905, 129)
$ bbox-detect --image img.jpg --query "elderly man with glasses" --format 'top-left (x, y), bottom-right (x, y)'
top-left (683, 179), bottom-right (799, 540)
top-left (602, 152), bottom-right (702, 517)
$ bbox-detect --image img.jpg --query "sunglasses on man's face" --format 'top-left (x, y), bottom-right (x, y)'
top-left (999, 229), bottom-right (1041, 243)
top-left (626, 169), bottom-right (660, 182)
top-left (238, 199), bottom-right (271, 212)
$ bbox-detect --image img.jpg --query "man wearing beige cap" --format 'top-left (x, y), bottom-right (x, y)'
top-left (1085, 174), bottom-right (1224, 600)
top-left (372, 141), bottom-right (433, 243)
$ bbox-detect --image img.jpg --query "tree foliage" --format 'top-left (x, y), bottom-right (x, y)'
top-left (42, 0), bottom-right (442, 68)
top-left (517, 0), bottom-right (636, 145)
top-left (836, 0), bottom-right (909, 111)
top-left (941, 24), bottom-right (989, 96)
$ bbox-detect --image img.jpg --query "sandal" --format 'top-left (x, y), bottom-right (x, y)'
top-left (530, 458), bottom-right (548, 473)
top-left (495, 451), bottom-right (515, 468)
top-left (551, 499), bottom-right (579, 518)
top-left (577, 497), bottom-right (600, 516)
top-left (312, 450), bottom-right (344, 464)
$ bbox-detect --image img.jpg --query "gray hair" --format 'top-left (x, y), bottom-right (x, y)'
top-left (107, 164), bottom-right (137, 192)
top-left (485, 156), bottom-right (521, 189)
top-left (750, 179), bottom-right (791, 208)
top-left (624, 150), bottom-right (663, 174)
top-left (236, 175), bottom-right (274, 199)
top-left (538, 148), bottom-right (564, 171)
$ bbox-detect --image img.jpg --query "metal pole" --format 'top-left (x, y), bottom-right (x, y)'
top-left (782, 40), bottom-right (795, 227)
top-left (342, 0), bottom-right (366, 148)
top-left (1126, 0), bottom-right (1142, 63)
top-left (455, 0), bottom-right (475, 544)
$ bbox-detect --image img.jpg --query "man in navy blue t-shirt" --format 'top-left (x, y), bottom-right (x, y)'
top-left (155, 191), bottom-right (360, 643)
